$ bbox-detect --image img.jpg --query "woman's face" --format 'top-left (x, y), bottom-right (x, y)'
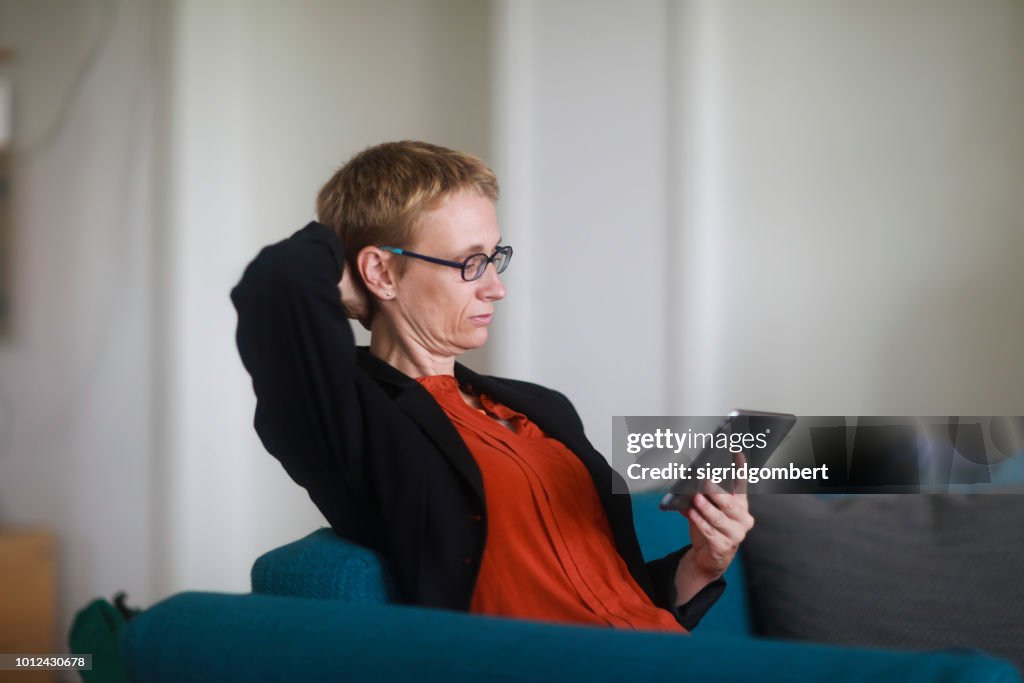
top-left (390, 190), bottom-right (506, 355)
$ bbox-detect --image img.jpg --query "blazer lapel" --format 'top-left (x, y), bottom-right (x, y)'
top-left (356, 349), bottom-right (485, 504)
top-left (455, 363), bottom-right (611, 479)
top-left (455, 363), bottom-right (627, 541)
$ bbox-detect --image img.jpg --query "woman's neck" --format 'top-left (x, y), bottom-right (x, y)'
top-left (369, 319), bottom-right (457, 378)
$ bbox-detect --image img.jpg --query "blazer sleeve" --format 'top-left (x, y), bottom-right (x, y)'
top-left (231, 222), bottom-right (372, 536)
top-left (644, 546), bottom-right (727, 631)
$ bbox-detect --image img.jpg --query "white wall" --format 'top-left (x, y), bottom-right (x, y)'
top-left (492, 0), bottom-right (674, 454)
top-left (666, 0), bottom-right (1024, 417)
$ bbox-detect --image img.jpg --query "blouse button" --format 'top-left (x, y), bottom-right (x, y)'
top-left (470, 513), bottom-right (482, 522)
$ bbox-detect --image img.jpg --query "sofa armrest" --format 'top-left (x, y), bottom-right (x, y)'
top-left (122, 592), bottom-right (1021, 683)
top-left (251, 528), bottom-right (397, 602)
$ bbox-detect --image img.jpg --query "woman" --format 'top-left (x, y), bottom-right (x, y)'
top-left (232, 141), bottom-right (753, 632)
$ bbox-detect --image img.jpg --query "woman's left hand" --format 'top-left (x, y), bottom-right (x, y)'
top-left (682, 452), bottom-right (755, 581)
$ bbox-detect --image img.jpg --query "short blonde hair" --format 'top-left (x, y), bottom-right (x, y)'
top-left (316, 141), bottom-right (500, 284)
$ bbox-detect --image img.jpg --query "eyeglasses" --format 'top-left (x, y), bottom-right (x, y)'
top-left (379, 245), bottom-right (513, 282)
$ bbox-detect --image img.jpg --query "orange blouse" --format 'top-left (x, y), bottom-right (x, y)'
top-left (416, 374), bottom-right (686, 633)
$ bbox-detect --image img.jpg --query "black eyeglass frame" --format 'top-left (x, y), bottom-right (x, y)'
top-left (379, 245), bottom-right (513, 282)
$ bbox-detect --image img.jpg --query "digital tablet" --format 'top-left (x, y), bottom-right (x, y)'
top-left (659, 409), bottom-right (797, 512)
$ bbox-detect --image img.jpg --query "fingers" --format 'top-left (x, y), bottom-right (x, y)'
top-left (687, 502), bottom-right (727, 544)
top-left (688, 497), bottom-right (743, 556)
top-left (338, 267), bottom-right (370, 322)
top-left (692, 491), bottom-right (754, 538)
top-left (696, 451), bottom-right (754, 530)
top-left (702, 482), bottom-right (751, 522)
top-left (692, 493), bottom-right (741, 535)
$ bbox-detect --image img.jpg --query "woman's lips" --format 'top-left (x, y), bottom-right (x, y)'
top-left (469, 314), bottom-right (493, 325)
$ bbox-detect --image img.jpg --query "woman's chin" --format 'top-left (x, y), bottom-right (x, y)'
top-left (461, 328), bottom-right (489, 350)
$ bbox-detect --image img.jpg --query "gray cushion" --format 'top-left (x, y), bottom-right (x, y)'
top-left (744, 495), bottom-right (1024, 671)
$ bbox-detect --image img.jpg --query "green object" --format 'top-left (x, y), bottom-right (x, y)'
top-left (68, 595), bottom-right (140, 683)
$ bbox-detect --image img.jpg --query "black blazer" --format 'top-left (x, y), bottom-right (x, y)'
top-left (231, 222), bottom-right (723, 629)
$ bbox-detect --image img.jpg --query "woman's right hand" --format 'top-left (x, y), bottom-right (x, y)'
top-left (338, 266), bottom-right (370, 330)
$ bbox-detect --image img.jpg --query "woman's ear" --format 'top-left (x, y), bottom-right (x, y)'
top-left (357, 247), bottom-right (397, 301)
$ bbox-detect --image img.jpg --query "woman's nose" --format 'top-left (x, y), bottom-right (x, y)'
top-left (477, 263), bottom-right (506, 301)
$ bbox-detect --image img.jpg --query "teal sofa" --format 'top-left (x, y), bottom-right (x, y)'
top-left (120, 494), bottom-right (1022, 682)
